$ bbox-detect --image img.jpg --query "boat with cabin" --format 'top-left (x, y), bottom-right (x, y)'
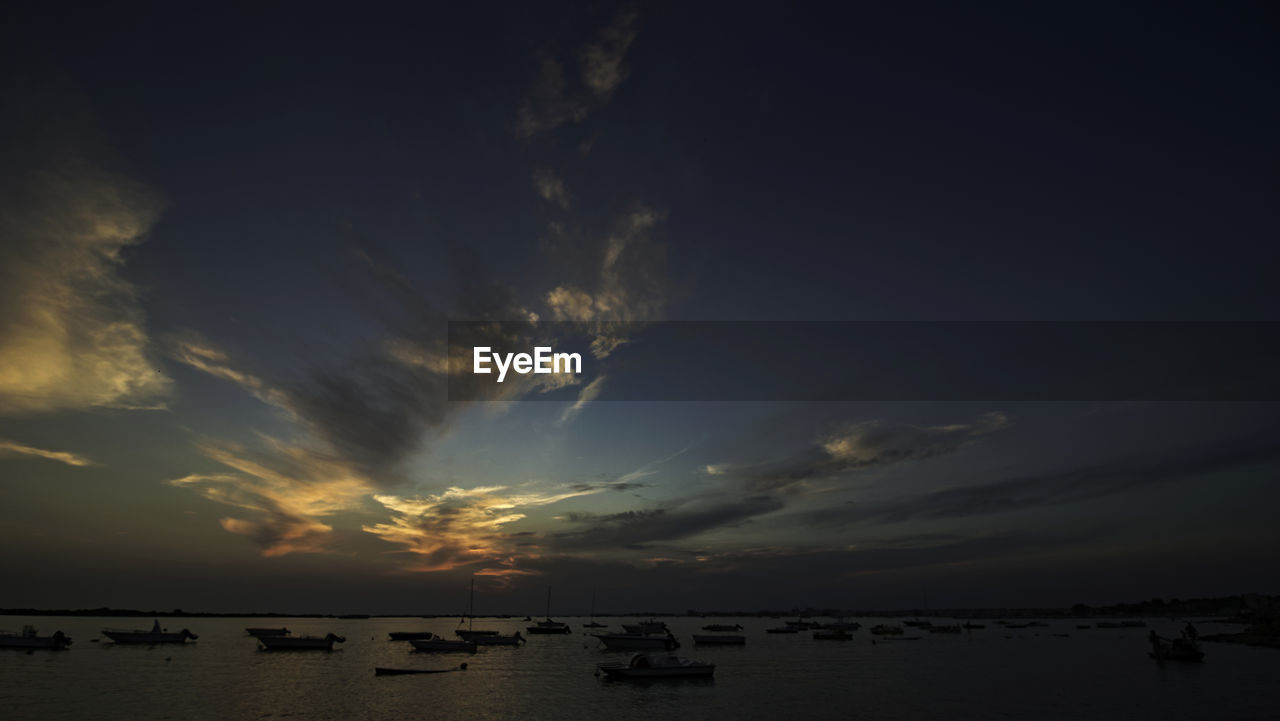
top-left (597, 653), bottom-right (714, 679)
top-left (0, 626), bottom-right (71, 650)
top-left (526, 587), bottom-right (572, 634)
top-left (409, 634), bottom-right (477, 653)
top-left (102, 620), bottom-right (197, 644)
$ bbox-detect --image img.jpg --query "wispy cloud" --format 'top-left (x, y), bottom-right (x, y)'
top-left (516, 8), bottom-right (641, 138)
top-left (532, 168), bottom-right (571, 209)
top-left (559, 375), bottom-right (607, 425)
top-left (0, 439), bottom-right (97, 467)
top-left (552, 495), bottom-right (785, 551)
top-left (0, 72), bottom-right (171, 414)
top-left (718, 412), bottom-right (1009, 493)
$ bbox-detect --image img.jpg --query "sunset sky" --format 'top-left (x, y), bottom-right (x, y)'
top-left (2, 3), bottom-right (1277, 614)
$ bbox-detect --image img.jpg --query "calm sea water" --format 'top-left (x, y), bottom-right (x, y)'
top-left (3, 616), bottom-right (1277, 720)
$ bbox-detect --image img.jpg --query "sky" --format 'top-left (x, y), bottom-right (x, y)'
top-left (1, 2), bottom-right (1278, 615)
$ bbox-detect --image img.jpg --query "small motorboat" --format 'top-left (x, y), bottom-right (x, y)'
top-left (375, 663), bottom-right (467, 676)
top-left (246, 627), bottom-right (289, 638)
top-left (622, 619), bottom-right (669, 635)
top-left (595, 633), bottom-right (679, 651)
top-left (455, 629), bottom-right (500, 640)
top-left (258, 633), bottom-right (345, 651)
top-left (470, 632), bottom-right (525, 646)
top-left (692, 634), bottom-right (745, 645)
top-left (103, 620), bottom-right (197, 644)
top-left (700, 624), bottom-right (743, 632)
top-left (389, 631), bottom-right (437, 641)
top-left (1148, 631), bottom-right (1204, 663)
top-left (409, 636), bottom-right (476, 653)
top-left (0, 626), bottom-right (72, 650)
top-left (597, 653), bottom-right (714, 679)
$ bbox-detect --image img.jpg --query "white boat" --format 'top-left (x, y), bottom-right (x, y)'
top-left (0, 626), bottom-right (71, 650)
top-left (597, 653), bottom-right (714, 679)
top-left (692, 634), bottom-right (745, 645)
top-left (102, 620), bottom-right (197, 644)
top-left (594, 633), bottom-right (679, 651)
top-left (409, 635), bottom-right (477, 653)
top-left (258, 633), bottom-right (345, 650)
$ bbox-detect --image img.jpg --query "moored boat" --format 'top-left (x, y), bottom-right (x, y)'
top-left (375, 663), bottom-right (467, 676)
top-left (102, 620), bottom-right (197, 644)
top-left (595, 632), bottom-right (679, 651)
top-left (526, 586), bottom-right (572, 634)
top-left (701, 623), bottom-right (743, 632)
top-left (929, 625), bottom-right (963, 634)
top-left (258, 633), bottom-right (345, 650)
top-left (622, 619), bottom-right (669, 635)
top-left (471, 632), bottom-right (525, 646)
top-left (246, 627), bottom-right (289, 638)
top-left (813, 628), bottom-right (853, 640)
top-left (0, 626), bottom-right (72, 650)
top-left (765, 626), bottom-right (799, 634)
top-left (389, 631), bottom-right (437, 641)
top-left (871, 624), bottom-right (904, 636)
top-left (597, 653), bottom-right (714, 679)
top-left (409, 635), bottom-right (477, 653)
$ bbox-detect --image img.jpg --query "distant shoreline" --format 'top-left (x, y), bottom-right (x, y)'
top-left (2, 593), bottom-right (1273, 621)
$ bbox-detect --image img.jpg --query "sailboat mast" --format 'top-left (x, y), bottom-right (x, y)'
top-left (469, 577), bottom-right (475, 632)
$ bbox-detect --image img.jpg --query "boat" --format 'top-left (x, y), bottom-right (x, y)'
top-left (455, 577), bottom-right (503, 640)
top-left (871, 625), bottom-right (904, 635)
top-left (0, 626), bottom-right (72, 650)
top-left (621, 619), bottom-right (669, 635)
top-left (583, 590), bottom-right (607, 628)
top-left (526, 587), bottom-right (572, 634)
top-left (929, 625), bottom-right (963, 634)
top-left (409, 635), bottom-right (477, 653)
top-left (245, 627), bottom-right (289, 638)
top-left (785, 619), bottom-right (820, 630)
top-left (389, 631), bottom-right (438, 641)
top-left (962, 623), bottom-right (985, 630)
top-left (903, 619), bottom-right (932, 628)
top-left (701, 623), bottom-right (743, 632)
top-left (823, 621), bottom-right (861, 631)
top-left (692, 634), bottom-right (746, 645)
top-left (471, 632), bottom-right (525, 646)
top-left (765, 626), bottom-right (799, 634)
top-left (102, 620), bottom-right (197, 644)
top-left (812, 628), bottom-right (853, 640)
top-left (1148, 634), bottom-right (1204, 662)
top-left (594, 633), bottom-right (679, 651)
top-left (597, 653), bottom-right (714, 679)
top-left (258, 633), bottom-right (345, 650)
top-left (375, 663), bottom-right (467, 676)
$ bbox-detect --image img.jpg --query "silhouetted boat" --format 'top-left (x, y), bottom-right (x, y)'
top-left (693, 634), bottom-right (746, 645)
top-left (389, 631), bottom-right (437, 641)
top-left (0, 626), bottom-right (71, 649)
top-left (409, 635), bottom-right (476, 653)
top-left (102, 620), bottom-right (197, 644)
top-left (583, 589), bottom-right (607, 628)
top-left (526, 587), bottom-right (571, 634)
top-left (701, 623), bottom-right (743, 632)
top-left (375, 663), bottom-right (467, 676)
top-left (622, 619), bottom-right (669, 634)
top-left (258, 633), bottom-right (344, 650)
top-left (766, 626), bottom-right (799, 634)
top-left (245, 627), bottom-right (289, 638)
top-left (929, 625), bottom-right (963, 634)
top-left (597, 653), bottom-right (714, 679)
top-left (595, 633), bottom-right (679, 651)
top-left (457, 578), bottom-right (501, 639)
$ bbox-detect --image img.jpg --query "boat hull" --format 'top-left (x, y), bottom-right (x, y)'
top-left (0, 636), bottom-right (71, 649)
top-left (102, 632), bottom-right (194, 644)
top-left (258, 637), bottom-right (342, 650)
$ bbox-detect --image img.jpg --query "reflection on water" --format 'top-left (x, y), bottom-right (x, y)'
top-left (3, 616), bottom-right (1278, 720)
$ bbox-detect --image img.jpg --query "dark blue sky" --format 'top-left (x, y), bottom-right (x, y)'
top-left (1, 1), bottom-right (1277, 613)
